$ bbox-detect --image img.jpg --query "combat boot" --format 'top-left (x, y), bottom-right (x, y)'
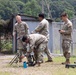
top-left (66, 59), bottom-right (70, 64)
top-left (62, 59), bottom-right (70, 65)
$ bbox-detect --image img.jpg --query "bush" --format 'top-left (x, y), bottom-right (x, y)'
top-left (1, 40), bottom-right (12, 51)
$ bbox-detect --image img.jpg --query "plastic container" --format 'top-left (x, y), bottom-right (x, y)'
top-left (23, 61), bottom-right (27, 68)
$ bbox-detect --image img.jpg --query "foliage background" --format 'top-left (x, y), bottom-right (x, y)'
top-left (0, 0), bottom-right (76, 20)
top-left (0, 0), bottom-right (76, 51)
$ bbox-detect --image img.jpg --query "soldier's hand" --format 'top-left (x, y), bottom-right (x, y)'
top-left (59, 30), bottom-right (65, 33)
top-left (13, 32), bottom-right (16, 36)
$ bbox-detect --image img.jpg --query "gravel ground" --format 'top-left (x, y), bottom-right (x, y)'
top-left (0, 54), bottom-right (76, 75)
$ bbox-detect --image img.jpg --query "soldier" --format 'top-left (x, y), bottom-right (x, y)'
top-left (59, 12), bottom-right (72, 64)
top-left (22, 34), bottom-right (49, 66)
top-left (13, 15), bottom-right (29, 62)
top-left (32, 13), bottom-right (53, 62)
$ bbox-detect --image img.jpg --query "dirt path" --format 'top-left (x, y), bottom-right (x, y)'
top-left (0, 55), bottom-right (58, 75)
top-left (0, 55), bottom-right (76, 75)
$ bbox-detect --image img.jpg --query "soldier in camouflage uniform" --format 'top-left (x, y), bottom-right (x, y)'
top-left (32, 13), bottom-right (53, 62)
top-left (22, 34), bottom-right (49, 66)
top-left (59, 12), bottom-right (72, 64)
top-left (13, 15), bottom-right (29, 62)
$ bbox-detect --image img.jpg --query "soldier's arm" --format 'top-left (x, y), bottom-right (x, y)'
top-left (62, 25), bottom-right (72, 35)
top-left (24, 22), bottom-right (29, 35)
top-left (32, 23), bottom-right (45, 33)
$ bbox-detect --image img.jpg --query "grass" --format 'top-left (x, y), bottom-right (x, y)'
top-left (44, 56), bottom-right (76, 75)
top-left (53, 56), bottom-right (76, 63)
top-left (0, 72), bottom-right (11, 75)
top-left (0, 55), bottom-right (76, 75)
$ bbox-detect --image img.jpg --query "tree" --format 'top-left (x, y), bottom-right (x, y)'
top-left (23, 0), bottom-right (41, 16)
top-left (66, 0), bottom-right (76, 15)
top-left (50, 1), bottom-right (75, 20)
top-left (0, 0), bottom-right (18, 20)
top-left (13, 1), bottom-right (25, 14)
top-left (0, 0), bottom-right (75, 20)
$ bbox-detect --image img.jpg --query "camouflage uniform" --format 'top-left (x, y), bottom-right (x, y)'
top-left (28, 34), bottom-right (49, 63)
top-left (33, 19), bottom-right (49, 39)
top-left (32, 19), bottom-right (52, 61)
top-left (61, 19), bottom-right (72, 60)
top-left (13, 21), bottom-right (29, 57)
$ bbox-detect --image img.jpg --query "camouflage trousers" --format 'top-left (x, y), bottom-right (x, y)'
top-left (17, 39), bottom-right (24, 50)
top-left (62, 39), bottom-right (71, 60)
top-left (17, 39), bottom-right (27, 57)
top-left (46, 38), bottom-right (52, 61)
top-left (44, 44), bottom-right (52, 61)
top-left (34, 41), bottom-right (52, 63)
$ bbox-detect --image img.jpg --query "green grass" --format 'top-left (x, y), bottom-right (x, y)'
top-left (53, 56), bottom-right (76, 63)
top-left (0, 72), bottom-right (11, 75)
top-left (0, 56), bottom-right (76, 75)
top-left (45, 56), bottom-right (76, 75)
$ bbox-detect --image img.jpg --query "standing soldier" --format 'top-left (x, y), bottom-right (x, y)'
top-left (22, 34), bottom-right (49, 66)
top-left (13, 15), bottom-right (29, 62)
top-left (32, 13), bottom-right (53, 62)
top-left (59, 12), bottom-right (72, 64)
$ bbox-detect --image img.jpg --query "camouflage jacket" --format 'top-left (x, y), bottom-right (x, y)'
top-left (28, 34), bottom-right (48, 50)
top-left (13, 21), bottom-right (29, 38)
top-left (61, 19), bottom-right (72, 40)
top-left (33, 19), bottom-right (49, 39)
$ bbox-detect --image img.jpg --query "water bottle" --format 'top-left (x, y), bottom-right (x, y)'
top-left (23, 61), bottom-right (27, 68)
